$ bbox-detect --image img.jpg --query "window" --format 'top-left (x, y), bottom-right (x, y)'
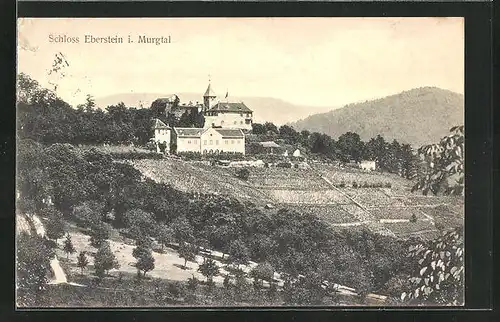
top-left (245, 119), bottom-right (251, 124)
top-left (187, 140), bottom-right (191, 144)
top-left (231, 140), bottom-right (235, 144)
top-left (225, 140), bottom-right (228, 145)
top-left (237, 140), bottom-right (241, 144)
top-left (221, 120), bottom-right (224, 125)
top-left (194, 140), bottom-right (198, 144)
top-left (216, 140), bottom-right (219, 145)
top-left (210, 140), bottom-right (213, 145)
top-left (204, 140), bottom-right (207, 145)
top-left (240, 121), bottom-right (243, 125)
top-left (234, 121), bottom-right (237, 125)
top-left (240, 113), bottom-right (243, 117)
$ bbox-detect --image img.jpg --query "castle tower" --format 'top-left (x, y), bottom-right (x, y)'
top-left (203, 79), bottom-right (217, 111)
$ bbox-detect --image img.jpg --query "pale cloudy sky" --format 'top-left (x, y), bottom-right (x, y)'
top-left (17, 17), bottom-right (464, 107)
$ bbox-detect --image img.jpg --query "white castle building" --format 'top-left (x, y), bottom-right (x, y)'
top-left (202, 82), bottom-right (253, 131)
top-left (152, 80), bottom-right (250, 155)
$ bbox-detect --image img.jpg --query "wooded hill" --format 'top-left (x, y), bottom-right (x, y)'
top-left (289, 87), bottom-right (464, 147)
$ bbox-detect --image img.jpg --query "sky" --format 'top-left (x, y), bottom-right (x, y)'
top-left (17, 17), bottom-right (464, 108)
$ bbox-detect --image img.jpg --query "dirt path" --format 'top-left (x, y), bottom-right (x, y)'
top-left (30, 215), bottom-right (69, 285)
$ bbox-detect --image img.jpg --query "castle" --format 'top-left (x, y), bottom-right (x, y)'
top-left (152, 80), bottom-right (252, 155)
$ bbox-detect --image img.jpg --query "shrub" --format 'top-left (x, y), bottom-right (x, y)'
top-left (264, 162), bottom-right (269, 168)
top-left (109, 151), bottom-right (163, 160)
top-left (178, 151), bottom-right (202, 161)
top-left (168, 281), bottom-right (186, 298)
top-left (236, 168), bottom-right (250, 181)
top-left (223, 275), bottom-right (231, 289)
top-left (187, 275), bottom-right (199, 291)
top-left (338, 181), bottom-right (346, 188)
top-left (76, 251), bottom-right (89, 275)
top-left (385, 182), bottom-right (392, 188)
top-left (276, 162), bottom-right (292, 168)
top-left (410, 214), bottom-right (418, 223)
top-left (352, 181), bottom-right (358, 188)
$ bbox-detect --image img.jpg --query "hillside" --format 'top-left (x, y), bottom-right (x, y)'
top-left (289, 87), bottom-right (464, 147)
top-left (94, 93), bottom-right (336, 126)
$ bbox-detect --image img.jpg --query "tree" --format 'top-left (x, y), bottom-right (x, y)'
top-left (236, 168), bottom-right (250, 181)
top-left (228, 240), bottom-right (250, 269)
top-left (400, 227), bottom-right (464, 305)
top-left (223, 274), bottom-right (231, 289)
top-left (45, 215), bottom-right (66, 243)
top-left (413, 126), bottom-right (464, 196)
top-left (178, 242), bottom-right (197, 269)
top-left (94, 241), bottom-right (119, 276)
top-left (263, 122), bottom-right (278, 134)
top-left (364, 135), bottom-right (387, 165)
top-left (249, 235), bottom-right (276, 262)
top-left (135, 246), bottom-right (155, 278)
top-left (171, 216), bottom-right (194, 243)
top-left (250, 262), bottom-right (274, 288)
top-left (76, 251), bottom-right (89, 275)
top-left (396, 143), bottom-right (418, 179)
top-left (156, 224), bottom-right (174, 252)
top-left (187, 275), bottom-right (199, 291)
top-left (88, 221), bottom-right (111, 248)
top-left (16, 232), bottom-right (54, 306)
top-left (283, 273), bottom-right (326, 305)
top-left (337, 132), bottom-right (364, 162)
top-left (63, 234), bottom-right (76, 259)
top-left (279, 125), bottom-right (300, 145)
top-left (198, 258), bottom-right (220, 283)
top-left (123, 208), bottom-right (157, 237)
top-left (132, 242), bottom-right (152, 259)
top-left (251, 123), bottom-right (266, 134)
top-left (71, 201), bottom-right (105, 227)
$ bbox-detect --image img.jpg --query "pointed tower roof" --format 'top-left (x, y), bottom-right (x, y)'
top-left (152, 118), bottom-right (169, 129)
top-left (204, 83), bottom-right (216, 97)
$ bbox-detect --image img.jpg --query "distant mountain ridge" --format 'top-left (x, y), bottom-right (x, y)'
top-left (289, 87), bottom-right (464, 148)
top-left (94, 93), bottom-right (336, 126)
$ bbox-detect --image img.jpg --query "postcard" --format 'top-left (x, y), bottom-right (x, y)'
top-left (16, 17), bottom-right (464, 308)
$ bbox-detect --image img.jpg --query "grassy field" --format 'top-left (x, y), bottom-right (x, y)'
top-left (56, 229), bottom-right (251, 287)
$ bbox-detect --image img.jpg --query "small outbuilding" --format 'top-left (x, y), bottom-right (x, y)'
top-left (360, 160), bottom-right (376, 171)
top-left (259, 141), bottom-right (281, 155)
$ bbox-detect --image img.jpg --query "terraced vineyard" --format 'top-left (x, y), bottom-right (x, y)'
top-left (287, 205), bottom-right (359, 224)
top-left (130, 159), bottom-right (463, 240)
top-left (369, 207), bottom-right (428, 221)
top-left (268, 189), bottom-right (351, 204)
top-left (129, 159), bottom-right (273, 205)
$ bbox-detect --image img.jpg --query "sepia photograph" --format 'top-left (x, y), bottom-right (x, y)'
top-left (16, 17), bottom-right (464, 308)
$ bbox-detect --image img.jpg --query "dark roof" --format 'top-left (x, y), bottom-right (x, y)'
top-left (174, 128), bottom-right (204, 137)
top-left (209, 102), bottom-right (252, 113)
top-left (153, 94), bottom-right (179, 104)
top-left (213, 128), bottom-right (244, 138)
top-left (153, 118), bottom-right (169, 129)
top-left (259, 141), bottom-right (280, 148)
top-left (204, 83), bottom-right (216, 97)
